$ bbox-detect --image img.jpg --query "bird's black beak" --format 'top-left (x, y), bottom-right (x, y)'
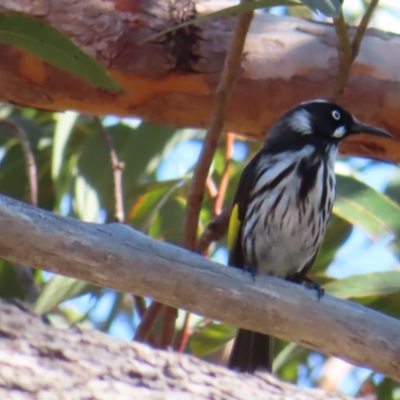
top-left (350, 120), bottom-right (393, 138)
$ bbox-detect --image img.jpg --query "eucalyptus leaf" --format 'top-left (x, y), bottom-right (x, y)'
top-left (52, 111), bottom-right (79, 181)
top-left (74, 175), bottom-right (101, 223)
top-left (333, 174), bottom-right (400, 247)
top-left (34, 275), bottom-right (98, 314)
top-left (190, 322), bottom-right (236, 357)
top-left (0, 13), bottom-right (121, 92)
top-left (325, 271), bottom-right (400, 299)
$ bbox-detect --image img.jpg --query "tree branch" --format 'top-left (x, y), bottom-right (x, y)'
top-left (0, 299), bottom-right (353, 399)
top-left (183, 1), bottom-right (253, 250)
top-left (0, 0), bottom-right (397, 161)
top-left (0, 194), bottom-right (400, 381)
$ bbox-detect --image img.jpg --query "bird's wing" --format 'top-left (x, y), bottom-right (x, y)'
top-left (228, 152), bottom-right (262, 268)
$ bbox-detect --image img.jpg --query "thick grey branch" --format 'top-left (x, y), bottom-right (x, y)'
top-left (0, 194), bottom-right (399, 381)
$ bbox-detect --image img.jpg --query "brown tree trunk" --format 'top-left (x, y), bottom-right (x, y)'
top-left (0, 0), bottom-right (399, 161)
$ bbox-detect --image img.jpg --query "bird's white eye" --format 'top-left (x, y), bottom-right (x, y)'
top-left (332, 110), bottom-right (341, 120)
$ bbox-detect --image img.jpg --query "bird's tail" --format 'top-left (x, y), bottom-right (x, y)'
top-left (228, 328), bottom-right (273, 373)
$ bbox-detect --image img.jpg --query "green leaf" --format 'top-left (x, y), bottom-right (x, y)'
top-left (190, 322), bottom-right (236, 357)
top-left (325, 271), bottom-right (400, 299)
top-left (274, 342), bottom-right (309, 374)
top-left (141, 0), bottom-right (301, 43)
top-left (333, 174), bottom-right (400, 245)
top-left (0, 13), bottom-right (121, 92)
top-left (74, 175), bottom-right (101, 222)
top-left (300, 0), bottom-right (342, 17)
top-left (52, 111), bottom-right (79, 180)
top-left (385, 168), bottom-right (400, 205)
top-left (129, 179), bottom-right (183, 231)
top-left (34, 275), bottom-right (98, 314)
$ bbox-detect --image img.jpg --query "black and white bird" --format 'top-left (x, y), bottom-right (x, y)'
top-left (227, 100), bottom-right (392, 373)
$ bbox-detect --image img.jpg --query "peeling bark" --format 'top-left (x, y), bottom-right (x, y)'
top-left (0, 0), bottom-right (399, 161)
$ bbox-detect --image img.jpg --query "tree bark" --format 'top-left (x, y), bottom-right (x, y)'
top-left (0, 0), bottom-right (399, 161)
top-left (0, 194), bottom-right (400, 382)
top-left (0, 300), bottom-right (352, 399)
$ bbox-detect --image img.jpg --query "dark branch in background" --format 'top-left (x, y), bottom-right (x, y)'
top-left (96, 117), bottom-right (151, 340)
top-left (0, 120), bottom-right (39, 304)
top-left (177, 310), bottom-right (192, 353)
top-left (134, 301), bottom-right (163, 342)
top-left (156, 0), bottom-right (255, 349)
top-left (351, 0), bottom-right (379, 59)
top-left (1, 195), bottom-right (400, 381)
top-left (196, 207), bottom-right (231, 254)
top-left (182, 2), bottom-right (254, 251)
top-left (330, 1), bottom-right (379, 102)
top-left (177, 135), bottom-right (234, 351)
top-left (96, 117), bottom-right (125, 223)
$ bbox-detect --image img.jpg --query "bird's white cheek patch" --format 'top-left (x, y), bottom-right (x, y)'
top-left (289, 109), bottom-right (312, 135)
top-left (332, 126), bottom-right (346, 138)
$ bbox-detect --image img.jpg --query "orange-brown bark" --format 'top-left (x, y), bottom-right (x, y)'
top-left (1, 0), bottom-right (400, 161)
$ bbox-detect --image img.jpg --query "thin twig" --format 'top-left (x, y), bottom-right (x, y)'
top-left (330, 1), bottom-right (379, 102)
top-left (159, 306), bottom-right (178, 349)
top-left (351, 0), bottom-right (379, 60)
top-left (133, 295), bottom-right (147, 320)
top-left (134, 301), bottom-right (163, 342)
top-left (196, 207), bottom-right (232, 254)
top-left (159, 0), bottom-right (254, 349)
top-left (96, 117), bottom-right (125, 223)
top-left (213, 133), bottom-right (234, 217)
top-left (95, 117), bottom-right (151, 340)
top-left (206, 175), bottom-right (218, 199)
top-left (177, 312), bottom-right (192, 353)
top-left (330, 11), bottom-right (352, 102)
top-left (182, 2), bottom-right (254, 251)
top-left (177, 135), bottom-right (234, 352)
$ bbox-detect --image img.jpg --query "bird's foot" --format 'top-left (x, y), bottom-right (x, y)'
top-left (287, 273), bottom-right (324, 300)
top-left (244, 264), bottom-right (257, 283)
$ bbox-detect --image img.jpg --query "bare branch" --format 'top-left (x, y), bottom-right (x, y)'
top-left (351, 0), bottom-right (379, 60)
top-left (330, 1), bottom-right (379, 102)
top-left (331, 12), bottom-right (353, 102)
top-left (182, 2), bottom-right (254, 251)
top-left (161, 1), bottom-right (254, 349)
top-left (0, 195), bottom-right (400, 381)
top-left (196, 207), bottom-right (231, 254)
top-left (177, 312), bottom-right (192, 353)
top-left (159, 306), bottom-right (178, 349)
top-left (134, 301), bottom-right (163, 342)
top-left (96, 117), bottom-right (125, 223)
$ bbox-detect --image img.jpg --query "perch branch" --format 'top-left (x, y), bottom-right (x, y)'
top-left (0, 195), bottom-right (399, 381)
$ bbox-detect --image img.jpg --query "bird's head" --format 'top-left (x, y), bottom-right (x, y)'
top-left (269, 100), bottom-right (392, 146)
